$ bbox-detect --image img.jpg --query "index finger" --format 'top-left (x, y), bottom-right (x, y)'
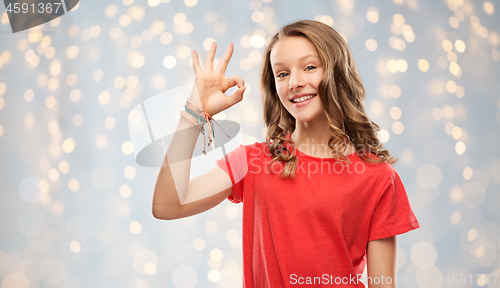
top-left (192, 50), bottom-right (203, 74)
top-left (215, 42), bottom-right (234, 74)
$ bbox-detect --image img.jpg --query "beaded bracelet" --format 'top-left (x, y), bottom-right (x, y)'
top-left (179, 98), bottom-right (231, 155)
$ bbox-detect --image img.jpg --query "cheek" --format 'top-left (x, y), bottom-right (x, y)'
top-left (275, 84), bottom-right (287, 102)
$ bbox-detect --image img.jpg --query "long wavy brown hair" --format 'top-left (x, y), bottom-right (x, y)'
top-left (261, 20), bottom-right (398, 178)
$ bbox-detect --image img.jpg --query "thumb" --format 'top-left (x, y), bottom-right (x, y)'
top-left (226, 85), bottom-right (246, 107)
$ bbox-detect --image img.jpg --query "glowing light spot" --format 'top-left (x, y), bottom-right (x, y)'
top-left (144, 263), bottom-right (157, 275)
top-left (462, 167), bottom-right (474, 180)
top-left (124, 166), bottom-right (136, 179)
top-left (484, 2), bottom-right (494, 14)
top-left (377, 129), bottom-right (390, 143)
top-left (455, 40), bottom-right (465, 52)
top-left (418, 59), bottom-right (429, 72)
top-left (390, 106), bottom-right (402, 120)
top-left (185, 0), bottom-right (197, 7)
top-left (442, 40), bottom-right (453, 52)
top-left (207, 270), bottom-right (221, 282)
top-left (160, 32), bottom-right (173, 45)
top-left (451, 212), bottom-right (461, 224)
top-left (122, 141), bottom-right (134, 155)
top-left (193, 238), bottom-right (206, 250)
top-left (449, 16), bottom-right (459, 28)
top-left (411, 242), bottom-right (437, 268)
top-left (452, 126), bottom-right (463, 140)
top-left (163, 55), bottom-right (176, 69)
top-left (129, 221), bottom-right (142, 234)
top-left (132, 54), bottom-right (145, 68)
top-left (387, 59), bottom-right (398, 73)
top-left (98, 91), bottom-right (110, 104)
top-left (393, 14), bottom-right (405, 26)
top-left (105, 4), bottom-right (118, 17)
top-left (66, 73), bottom-right (78, 86)
top-left (70, 240), bottom-right (81, 253)
top-left (58, 161), bottom-right (69, 174)
top-left (45, 46), bottom-right (55, 59)
top-left (119, 15), bottom-right (132, 27)
top-left (432, 108), bottom-right (443, 121)
top-left (96, 135), bottom-right (108, 148)
top-left (210, 249), bottom-right (223, 261)
top-left (1, 12), bottom-right (8, 24)
top-left (89, 25), bottom-right (101, 37)
top-left (337, 0), bottom-right (354, 9)
top-left (24, 113), bottom-right (34, 130)
top-left (63, 137), bottom-right (76, 153)
top-left (148, 0), bottom-right (161, 7)
top-left (392, 121), bottom-right (404, 135)
top-left (176, 46), bottom-right (191, 59)
top-left (416, 163), bottom-right (442, 189)
top-left (455, 141), bottom-right (466, 155)
top-left (397, 59), bottom-right (408, 72)
top-left (67, 46), bottom-right (79, 58)
top-left (151, 21), bottom-right (165, 35)
top-left (205, 220), bottom-right (217, 233)
top-left (455, 85), bottom-right (465, 98)
top-left (120, 185), bottom-right (132, 198)
top-left (45, 96), bottom-right (57, 109)
top-left (48, 168), bottom-right (59, 182)
top-left (250, 34), bottom-right (266, 48)
top-left (319, 15), bottom-right (334, 26)
top-left (72, 114), bottom-right (83, 127)
top-left (239, 58), bottom-right (252, 71)
top-left (92, 69), bottom-right (104, 82)
top-left (28, 30), bottom-right (43, 43)
top-left (173, 13), bottom-right (187, 25)
top-left (105, 116), bottom-right (116, 129)
top-left (389, 85), bottom-right (402, 98)
top-left (449, 62), bottom-right (460, 75)
top-left (251, 11), bottom-right (265, 23)
top-left (110, 27), bottom-right (122, 39)
top-left (365, 39), bottom-right (377, 51)
top-left (68, 179), bottom-right (79, 192)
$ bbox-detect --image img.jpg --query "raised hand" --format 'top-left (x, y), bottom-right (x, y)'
top-left (190, 42), bottom-right (246, 116)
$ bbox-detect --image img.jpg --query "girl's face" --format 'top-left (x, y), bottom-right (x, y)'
top-left (270, 36), bottom-right (326, 123)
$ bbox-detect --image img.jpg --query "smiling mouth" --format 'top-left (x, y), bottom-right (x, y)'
top-left (291, 94), bottom-right (316, 103)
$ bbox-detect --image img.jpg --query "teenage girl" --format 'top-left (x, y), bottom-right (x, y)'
top-left (153, 20), bottom-right (419, 288)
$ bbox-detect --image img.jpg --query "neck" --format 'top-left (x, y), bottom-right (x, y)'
top-left (290, 114), bottom-right (353, 158)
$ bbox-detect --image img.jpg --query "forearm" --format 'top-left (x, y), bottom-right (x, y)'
top-left (152, 111), bottom-right (200, 219)
top-left (366, 236), bottom-right (397, 288)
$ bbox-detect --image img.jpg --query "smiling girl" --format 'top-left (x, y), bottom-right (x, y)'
top-left (153, 20), bottom-right (420, 288)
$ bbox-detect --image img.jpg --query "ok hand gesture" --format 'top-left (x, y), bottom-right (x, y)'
top-left (190, 42), bottom-right (246, 116)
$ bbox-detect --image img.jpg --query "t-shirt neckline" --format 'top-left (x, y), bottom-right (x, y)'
top-left (285, 132), bottom-right (358, 161)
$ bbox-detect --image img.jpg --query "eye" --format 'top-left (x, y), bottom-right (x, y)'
top-left (277, 72), bottom-right (289, 78)
top-left (305, 66), bottom-right (316, 71)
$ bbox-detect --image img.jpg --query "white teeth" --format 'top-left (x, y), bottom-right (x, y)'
top-left (292, 94), bottom-right (316, 103)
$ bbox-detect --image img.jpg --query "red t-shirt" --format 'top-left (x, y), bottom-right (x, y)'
top-left (216, 136), bottom-right (419, 287)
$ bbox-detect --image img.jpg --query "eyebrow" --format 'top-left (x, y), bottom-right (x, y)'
top-left (272, 53), bottom-right (320, 69)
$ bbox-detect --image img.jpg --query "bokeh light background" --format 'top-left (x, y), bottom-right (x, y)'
top-left (0, 0), bottom-right (500, 287)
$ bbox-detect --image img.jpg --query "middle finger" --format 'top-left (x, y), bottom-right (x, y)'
top-left (204, 42), bottom-right (217, 71)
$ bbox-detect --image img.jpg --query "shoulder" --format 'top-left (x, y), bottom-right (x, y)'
top-left (358, 151), bottom-right (398, 181)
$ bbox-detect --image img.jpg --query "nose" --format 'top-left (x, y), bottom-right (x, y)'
top-left (288, 72), bottom-right (305, 90)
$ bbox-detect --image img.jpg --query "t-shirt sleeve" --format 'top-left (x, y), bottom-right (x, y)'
top-left (368, 171), bottom-right (420, 241)
top-left (215, 144), bottom-right (250, 204)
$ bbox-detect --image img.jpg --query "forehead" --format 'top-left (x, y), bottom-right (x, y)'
top-left (270, 36), bottom-right (320, 65)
